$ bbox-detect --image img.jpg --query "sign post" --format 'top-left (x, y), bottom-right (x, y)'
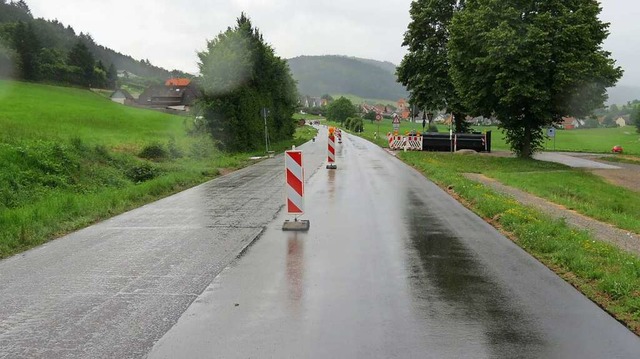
top-left (547, 127), bottom-right (556, 151)
top-left (392, 114), bottom-right (400, 133)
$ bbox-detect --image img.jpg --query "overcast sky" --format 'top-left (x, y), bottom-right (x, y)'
top-left (25, 0), bottom-right (640, 85)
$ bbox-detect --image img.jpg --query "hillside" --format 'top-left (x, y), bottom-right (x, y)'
top-left (0, 1), bottom-right (180, 83)
top-left (287, 55), bottom-right (408, 101)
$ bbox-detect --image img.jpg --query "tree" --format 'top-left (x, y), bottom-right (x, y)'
top-left (107, 63), bottom-right (117, 89)
top-left (12, 21), bottom-right (40, 80)
top-left (632, 106), bottom-right (640, 133)
top-left (397, 0), bottom-right (471, 133)
top-left (198, 13), bottom-right (298, 152)
top-left (448, 0), bottom-right (622, 157)
top-left (363, 110), bottom-right (377, 123)
top-left (326, 97), bottom-right (356, 124)
top-left (67, 40), bottom-right (95, 86)
top-left (13, 0), bottom-right (31, 16)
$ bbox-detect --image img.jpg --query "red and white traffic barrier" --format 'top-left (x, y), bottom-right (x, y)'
top-left (336, 129), bottom-right (342, 144)
top-left (327, 133), bottom-right (337, 169)
top-left (387, 134), bottom-right (422, 150)
top-left (285, 150), bottom-right (304, 215)
top-left (283, 149), bottom-right (310, 231)
top-left (406, 135), bottom-right (423, 150)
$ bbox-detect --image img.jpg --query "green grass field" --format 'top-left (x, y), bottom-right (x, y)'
top-left (0, 80), bottom-right (316, 258)
top-left (471, 125), bottom-right (640, 155)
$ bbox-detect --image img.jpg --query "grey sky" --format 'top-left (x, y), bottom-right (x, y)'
top-left (25, 1), bottom-right (639, 85)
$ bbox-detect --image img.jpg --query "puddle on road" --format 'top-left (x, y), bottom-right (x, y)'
top-left (403, 192), bottom-right (546, 356)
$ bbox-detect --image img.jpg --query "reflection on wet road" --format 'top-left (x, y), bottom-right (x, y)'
top-left (150, 129), bottom-right (639, 358)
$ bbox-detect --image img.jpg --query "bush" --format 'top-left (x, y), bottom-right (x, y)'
top-left (125, 163), bottom-right (160, 183)
top-left (139, 143), bottom-right (168, 160)
top-left (428, 124), bottom-right (439, 133)
top-left (344, 117), bottom-right (353, 130)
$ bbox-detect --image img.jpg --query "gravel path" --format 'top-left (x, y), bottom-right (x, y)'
top-left (465, 173), bottom-right (640, 256)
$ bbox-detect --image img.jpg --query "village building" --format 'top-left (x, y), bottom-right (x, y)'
top-left (109, 89), bottom-right (135, 105)
top-left (138, 78), bottom-right (200, 111)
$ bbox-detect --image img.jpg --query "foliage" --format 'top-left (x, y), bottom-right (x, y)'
top-left (345, 117), bottom-right (364, 132)
top-left (363, 110), bottom-right (377, 123)
top-left (138, 143), bottom-right (168, 161)
top-left (12, 21), bottom-right (40, 80)
top-left (448, 0), bottom-right (622, 157)
top-left (397, 0), bottom-right (471, 133)
top-left (197, 13), bottom-right (298, 152)
top-left (633, 106), bottom-right (640, 133)
top-left (326, 96), bottom-right (356, 124)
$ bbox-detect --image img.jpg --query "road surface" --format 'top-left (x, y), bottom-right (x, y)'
top-left (1, 128), bottom-right (638, 358)
top-left (149, 129), bottom-right (639, 358)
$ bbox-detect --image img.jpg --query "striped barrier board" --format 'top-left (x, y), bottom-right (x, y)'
top-left (387, 134), bottom-right (405, 150)
top-left (387, 134), bottom-right (423, 151)
top-left (406, 135), bottom-right (423, 150)
top-left (327, 133), bottom-right (337, 169)
top-left (285, 150), bottom-right (304, 215)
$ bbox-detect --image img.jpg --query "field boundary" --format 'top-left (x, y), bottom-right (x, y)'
top-left (464, 173), bottom-right (640, 255)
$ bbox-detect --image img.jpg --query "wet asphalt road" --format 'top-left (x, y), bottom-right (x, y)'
top-left (149, 128), bottom-right (639, 358)
top-left (1, 128), bottom-right (639, 358)
top-left (0, 148), bottom-right (302, 358)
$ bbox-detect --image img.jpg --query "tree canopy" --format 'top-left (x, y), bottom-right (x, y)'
top-left (397, 0), bottom-right (471, 133)
top-left (448, 0), bottom-right (622, 157)
top-left (326, 97), bottom-right (357, 124)
top-left (198, 13), bottom-right (298, 152)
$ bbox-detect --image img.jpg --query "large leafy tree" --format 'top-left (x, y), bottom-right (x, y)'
top-left (326, 97), bottom-right (356, 124)
top-left (397, 0), bottom-right (470, 133)
top-left (198, 13), bottom-right (298, 152)
top-left (448, 0), bottom-right (622, 157)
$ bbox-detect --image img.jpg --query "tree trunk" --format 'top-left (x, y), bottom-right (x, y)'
top-left (522, 124), bottom-right (532, 158)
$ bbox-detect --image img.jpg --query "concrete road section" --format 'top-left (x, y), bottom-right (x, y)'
top-left (149, 132), bottom-right (640, 358)
top-left (0, 136), bottom-right (325, 358)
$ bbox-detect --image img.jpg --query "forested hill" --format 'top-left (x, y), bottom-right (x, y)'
top-left (287, 55), bottom-right (408, 100)
top-left (0, 0), bottom-right (180, 83)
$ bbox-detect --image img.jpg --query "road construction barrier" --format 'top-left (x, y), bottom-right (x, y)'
top-left (388, 134), bottom-right (404, 150)
top-left (336, 129), bottom-right (342, 144)
top-left (285, 150), bottom-right (304, 215)
top-left (405, 135), bottom-right (423, 150)
top-left (387, 134), bottom-right (422, 151)
top-left (327, 132), bottom-right (337, 169)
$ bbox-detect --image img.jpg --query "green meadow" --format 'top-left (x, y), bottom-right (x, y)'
top-left (0, 80), bottom-right (316, 258)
